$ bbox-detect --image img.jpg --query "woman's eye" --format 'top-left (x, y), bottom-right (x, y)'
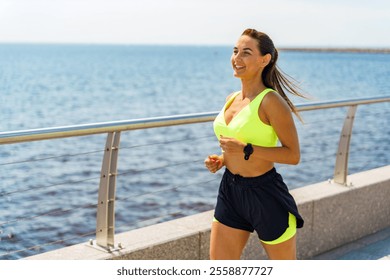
top-left (232, 50), bottom-right (250, 56)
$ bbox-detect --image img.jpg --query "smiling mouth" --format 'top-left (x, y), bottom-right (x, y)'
top-left (234, 64), bottom-right (245, 70)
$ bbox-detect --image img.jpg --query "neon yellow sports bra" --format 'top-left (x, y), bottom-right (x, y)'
top-left (213, 88), bottom-right (278, 147)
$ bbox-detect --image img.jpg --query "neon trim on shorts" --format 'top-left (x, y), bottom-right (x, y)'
top-left (260, 212), bottom-right (297, 245)
top-left (212, 212), bottom-right (297, 245)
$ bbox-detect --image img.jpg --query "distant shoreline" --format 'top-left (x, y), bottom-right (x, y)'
top-left (0, 43), bottom-right (389, 54)
top-left (279, 47), bottom-right (390, 54)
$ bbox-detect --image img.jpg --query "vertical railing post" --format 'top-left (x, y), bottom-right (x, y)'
top-left (90, 131), bottom-right (122, 252)
top-left (333, 105), bottom-right (358, 185)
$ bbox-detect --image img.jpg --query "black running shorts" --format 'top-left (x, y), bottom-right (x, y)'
top-left (214, 168), bottom-right (304, 242)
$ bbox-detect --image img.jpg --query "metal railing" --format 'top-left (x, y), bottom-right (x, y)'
top-left (1, 96), bottom-right (389, 252)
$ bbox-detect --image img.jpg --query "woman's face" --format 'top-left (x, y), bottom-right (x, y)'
top-left (231, 35), bottom-right (269, 79)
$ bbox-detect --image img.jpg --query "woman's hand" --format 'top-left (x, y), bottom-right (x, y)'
top-left (204, 154), bottom-right (224, 173)
top-left (219, 136), bottom-right (246, 154)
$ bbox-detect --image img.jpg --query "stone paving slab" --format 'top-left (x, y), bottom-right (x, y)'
top-left (312, 227), bottom-right (390, 260)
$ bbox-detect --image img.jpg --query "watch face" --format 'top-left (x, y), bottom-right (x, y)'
top-left (245, 144), bottom-right (253, 154)
top-left (244, 144), bottom-right (253, 160)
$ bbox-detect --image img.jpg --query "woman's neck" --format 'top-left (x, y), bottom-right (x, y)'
top-left (240, 78), bottom-right (266, 100)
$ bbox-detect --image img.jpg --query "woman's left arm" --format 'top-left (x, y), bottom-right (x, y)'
top-left (254, 92), bottom-right (300, 164)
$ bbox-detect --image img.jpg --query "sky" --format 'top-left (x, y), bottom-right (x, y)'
top-left (0, 0), bottom-right (389, 48)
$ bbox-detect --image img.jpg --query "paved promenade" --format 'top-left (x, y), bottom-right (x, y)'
top-left (312, 226), bottom-right (390, 260)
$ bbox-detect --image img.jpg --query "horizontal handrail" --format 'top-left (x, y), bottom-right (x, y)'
top-left (295, 96), bottom-right (390, 111)
top-left (0, 112), bottom-right (217, 144)
top-left (1, 96), bottom-right (389, 145)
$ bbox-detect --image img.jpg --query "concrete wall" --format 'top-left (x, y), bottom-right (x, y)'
top-left (25, 165), bottom-right (390, 260)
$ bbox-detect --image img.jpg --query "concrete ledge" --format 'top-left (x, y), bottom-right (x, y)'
top-left (25, 165), bottom-right (390, 260)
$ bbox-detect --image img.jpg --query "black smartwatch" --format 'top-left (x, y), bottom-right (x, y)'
top-left (243, 143), bottom-right (253, 160)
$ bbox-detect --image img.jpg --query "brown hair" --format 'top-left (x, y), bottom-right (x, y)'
top-left (241, 28), bottom-right (305, 121)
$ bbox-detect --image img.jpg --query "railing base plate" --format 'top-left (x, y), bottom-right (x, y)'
top-left (328, 178), bottom-right (354, 187)
top-left (86, 239), bottom-right (124, 253)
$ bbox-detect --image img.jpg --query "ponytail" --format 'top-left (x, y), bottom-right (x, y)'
top-left (242, 29), bottom-right (306, 122)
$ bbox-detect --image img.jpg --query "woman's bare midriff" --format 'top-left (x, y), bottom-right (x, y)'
top-left (223, 152), bottom-right (274, 177)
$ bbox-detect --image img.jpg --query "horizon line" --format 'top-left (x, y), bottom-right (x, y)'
top-left (0, 42), bottom-right (389, 54)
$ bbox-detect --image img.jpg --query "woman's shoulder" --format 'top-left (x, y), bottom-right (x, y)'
top-left (262, 90), bottom-right (291, 114)
top-left (225, 91), bottom-right (240, 102)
